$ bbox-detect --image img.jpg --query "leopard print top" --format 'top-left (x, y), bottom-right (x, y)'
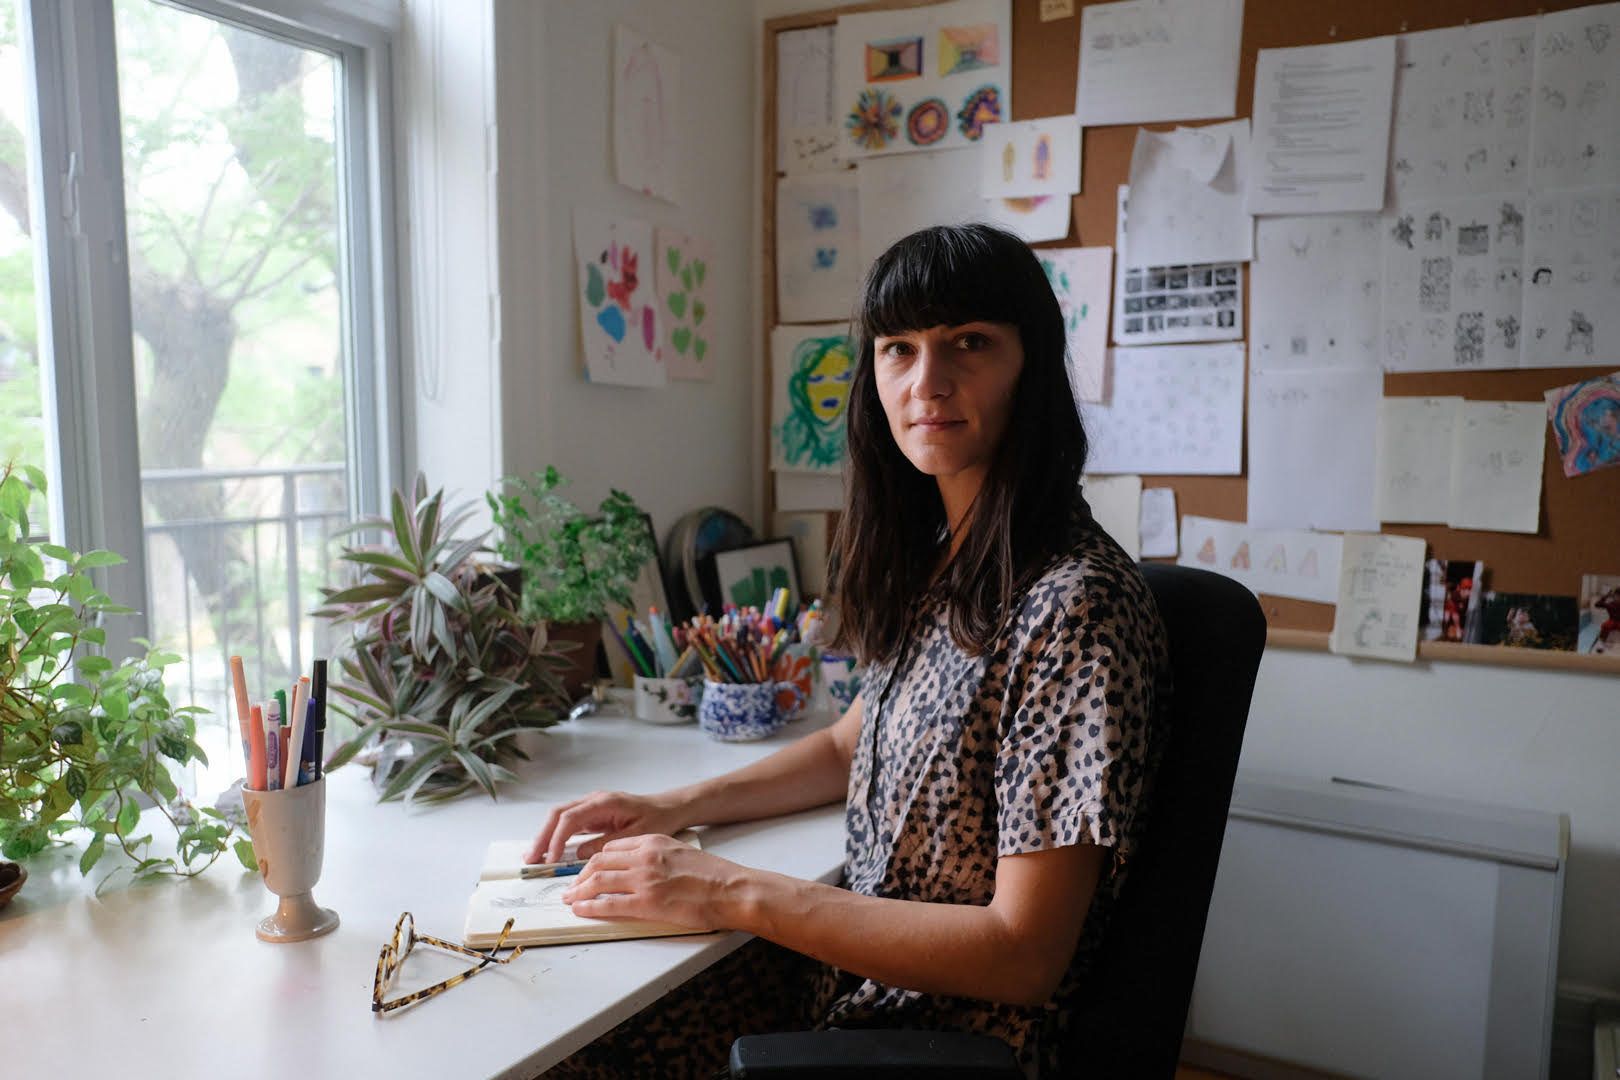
top-left (827, 498), bottom-right (1170, 1075)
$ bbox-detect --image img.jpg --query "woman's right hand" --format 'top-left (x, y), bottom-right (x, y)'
top-left (524, 789), bottom-right (689, 865)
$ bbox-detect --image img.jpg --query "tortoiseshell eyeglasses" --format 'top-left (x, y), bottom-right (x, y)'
top-left (372, 911), bottom-right (525, 1015)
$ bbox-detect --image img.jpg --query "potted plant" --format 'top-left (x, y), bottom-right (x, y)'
top-left (317, 475), bottom-right (572, 804)
top-left (485, 466), bottom-right (657, 696)
top-left (0, 464), bottom-right (253, 886)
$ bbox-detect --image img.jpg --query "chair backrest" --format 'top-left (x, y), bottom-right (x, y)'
top-left (1074, 563), bottom-right (1266, 1078)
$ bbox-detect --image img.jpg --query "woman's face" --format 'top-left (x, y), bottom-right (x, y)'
top-left (805, 342), bottom-right (854, 423)
top-left (871, 321), bottom-right (1024, 489)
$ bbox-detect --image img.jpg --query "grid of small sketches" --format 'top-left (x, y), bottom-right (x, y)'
top-left (1252, 215), bottom-right (1383, 371)
top-left (835, 0), bottom-right (1010, 158)
top-left (1480, 591), bottom-right (1579, 650)
top-left (1176, 515), bottom-right (1343, 605)
top-left (1522, 190), bottom-right (1620, 369)
top-left (1114, 187), bottom-right (1241, 346)
top-left (1545, 370), bottom-right (1620, 477)
top-left (1529, 4), bottom-right (1620, 193)
top-left (1082, 344), bottom-right (1245, 476)
top-left (1578, 574), bottom-right (1620, 654)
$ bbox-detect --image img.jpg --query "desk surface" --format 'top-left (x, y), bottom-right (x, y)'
top-left (0, 704), bottom-right (846, 1079)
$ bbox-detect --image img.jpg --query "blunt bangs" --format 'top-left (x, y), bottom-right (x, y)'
top-left (854, 224), bottom-right (1050, 343)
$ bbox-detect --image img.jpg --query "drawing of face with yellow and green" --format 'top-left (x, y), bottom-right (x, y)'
top-left (780, 335), bottom-right (853, 469)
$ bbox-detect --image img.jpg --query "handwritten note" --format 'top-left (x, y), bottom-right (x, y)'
top-left (1448, 401), bottom-right (1546, 533)
top-left (1330, 532), bottom-right (1428, 662)
top-left (1074, 0), bottom-right (1243, 127)
top-left (1081, 343), bottom-right (1245, 476)
top-left (1246, 366), bottom-right (1381, 532)
top-left (1376, 397), bottom-right (1462, 524)
top-left (1247, 37), bottom-right (1397, 214)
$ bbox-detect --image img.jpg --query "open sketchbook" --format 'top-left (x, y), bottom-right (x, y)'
top-left (462, 831), bottom-right (707, 949)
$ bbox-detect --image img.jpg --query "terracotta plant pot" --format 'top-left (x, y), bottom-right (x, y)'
top-left (0, 860), bottom-right (26, 908)
top-left (546, 619), bottom-right (604, 700)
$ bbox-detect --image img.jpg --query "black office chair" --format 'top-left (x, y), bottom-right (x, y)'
top-left (730, 563), bottom-right (1267, 1079)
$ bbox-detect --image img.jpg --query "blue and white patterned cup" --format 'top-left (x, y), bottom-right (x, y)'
top-left (820, 654), bottom-right (862, 712)
top-left (698, 679), bottom-right (802, 742)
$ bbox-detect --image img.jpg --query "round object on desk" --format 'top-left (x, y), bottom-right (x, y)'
top-left (0, 860), bottom-right (25, 908)
top-left (662, 507), bottom-right (754, 622)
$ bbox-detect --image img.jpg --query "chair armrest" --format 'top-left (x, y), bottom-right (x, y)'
top-left (729, 1029), bottom-right (1023, 1078)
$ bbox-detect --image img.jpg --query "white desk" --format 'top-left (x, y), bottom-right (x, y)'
top-left (0, 705), bottom-right (846, 1078)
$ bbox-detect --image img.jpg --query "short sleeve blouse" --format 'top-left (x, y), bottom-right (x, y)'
top-left (823, 501), bottom-right (1170, 1075)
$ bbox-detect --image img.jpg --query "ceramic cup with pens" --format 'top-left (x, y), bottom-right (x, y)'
top-left (633, 674), bottom-right (705, 725)
top-left (241, 777), bottom-right (339, 943)
top-left (770, 642), bottom-right (817, 723)
top-left (698, 679), bottom-right (805, 742)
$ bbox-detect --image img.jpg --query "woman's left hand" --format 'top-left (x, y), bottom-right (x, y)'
top-left (560, 833), bottom-right (743, 932)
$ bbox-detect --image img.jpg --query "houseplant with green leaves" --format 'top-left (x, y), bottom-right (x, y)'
top-left (317, 475), bottom-right (571, 804)
top-left (485, 466), bottom-right (657, 694)
top-left (0, 463), bottom-right (252, 882)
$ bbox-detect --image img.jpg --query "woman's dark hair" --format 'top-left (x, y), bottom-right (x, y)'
top-left (829, 223), bottom-right (1087, 664)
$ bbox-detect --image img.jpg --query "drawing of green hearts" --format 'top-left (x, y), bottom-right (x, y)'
top-left (693, 260), bottom-right (706, 287)
top-left (693, 336), bottom-right (707, 362)
top-left (668, 290), bottom-right (687, 318)
top-left (667, 246), bottom-right (681, 274)
top-left (692, 300), bottom-right (706, 326)
top-left (672, 326), bottom-right (692, 355)
top-left (681, 264), bottom-right (693, 291)
top-left (585, 263), bottom-right (605, 307)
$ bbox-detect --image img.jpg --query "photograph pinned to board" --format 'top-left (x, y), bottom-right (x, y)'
top-left (1420, 557), bottom-right (1486, 643)
top-left (835, 0), bottom-right (1011, 159)
top-left (1480, 592), bottom-right (1579, 651)
top-left (1251, 214), bottom-right (1383, 371)
top-left (711, 538), bottom-right (801, 615)
top-left (1123, 119), bottom-right (1253, 268)
top-left (1578, 574), bottom-right (1620, 655)
top-left (1176, 515), bottom-right (1343, 605)
top-left (653, 227), bottom-right (713, 381)
top-left (1038, 246), bottom-right (1113, 403)
top-left (1113, 187), bottom-right (1242, 346)
top-left (771, 324), bottom-right (855, 474)
top-left (1381, 194), bottom-right (1527, 372)
top-left (776, 173), bottom-right (862, 323)
top-left (1073, 0), bottom-right (1243, 128)
top-left (1082, 343), bottom-right (1245, 477)
top-left (1330, 532), bottom-right (1428, 663)
top-left (1545, 370), bottom-right (1620, 477)
top-left (1522, 190), bottom-right (1620, 369)
top-left (776, 25), bottom-right (839, 174)
top-left (573, 208), bottom-right (665, 387)
top-left (978, 117), bottom-right (1081, 199)
top-left (984, 194), bottom-right (1071, 243)
top-left (613, 23), bottom-right (680, 204)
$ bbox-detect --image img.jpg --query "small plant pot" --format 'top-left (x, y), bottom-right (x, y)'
top-left (546, 620), bottom-right (605, 700)
top-left (0, 860), bottom-right (25, 908)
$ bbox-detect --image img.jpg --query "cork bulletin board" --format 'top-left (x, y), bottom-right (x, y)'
top-left (762, 0), bottom-right (1620, 673)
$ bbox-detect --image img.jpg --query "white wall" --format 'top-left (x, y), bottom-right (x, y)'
top-left (491, 0), bottom-right (760, 541)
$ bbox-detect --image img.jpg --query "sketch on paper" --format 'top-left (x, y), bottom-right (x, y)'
top-left (1176, 515), bottom-right (1343, 605)
top-left (1530, 4), bottom-right (1620, 191)
top-left (1545, 371), bottom-right (1620, 477)
top-left (613, 24), bottom-right (680, 205)
top-left (835, 0), bottom-right (1011, 158)
top-left (1247, 367), bottom-right (1382, 533)
top-left (1081, 343), bottom-right (1245, 476)
top-left (857, 148), bottom-right (986, 267)
top-left (1330, 533), bottom-right (1427, 663)
top-left (979, 117), bottom-right (1082, 199)
top-left (1377, 397), bottom-right (1462, 524)
top-left (1124, 119), bottom-right (1253, 268)
top-left (1039, 247), bottom-right (1113, 403)
top-left (1448, 401), bottom-right (1546, 534)
top-left (1073, 0), bottom-right (1243, 127)
top-left (654, 227), bottom-right (713, 381)
top-left (1522, 190), bottom-right (1620, 368)
top-left (1252, 215), bottom-right (1383, 371)
top-left (777, 174), bottom-right (862, 323)
top-left (777, 26), bottom-right (839, 173)
top-left (1112, 186), bottom-right (1241, 346)
top-left (1387, 18), bottom-right (1536, 206)
top-left (771, 324), bottom-right (855, 473)
top-left (987, 194), bottom-right (1070, 243)
top-left (573, 209), bottom-right (664, 388)
top-left (1382, 195), bottom-right (1525, 371)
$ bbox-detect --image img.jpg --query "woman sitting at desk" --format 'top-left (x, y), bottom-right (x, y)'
top-left (531, 223), bottom-right (1169, 1079)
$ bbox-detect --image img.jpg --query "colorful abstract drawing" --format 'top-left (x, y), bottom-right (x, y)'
top-left (847, 88), bottom-right (902, 151)
top-left (654, 226), bottom-right (712, 381)
top-left (956, 85), bottom-right (1001, 140)
top-left (866, 36), bottom-right (923, 81)
top-left (906, 98), bottom-right (950, 146)
top-left (575, 209), bottom-right (663, 387)
top-left (772, 328), bottom-right (855, 471)
top-left (938, 24), bottom-right (999, 75)
top-left (1545, 371), bottom-right (1620, 477)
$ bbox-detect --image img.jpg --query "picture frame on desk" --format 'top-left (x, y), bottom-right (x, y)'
top-left (706, 538), bottom-right (801, 615)
top-left (603, 512), bottom-right (672, 686)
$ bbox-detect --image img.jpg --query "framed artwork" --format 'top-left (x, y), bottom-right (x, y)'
top-left (708, 538), bottom-right (801, 615)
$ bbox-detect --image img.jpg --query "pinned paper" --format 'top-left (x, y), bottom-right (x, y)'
top-left (1448, 401), bottom-right (1546, 534)
top-left (1114, 186), bottom-right (1242, 346)
top-left (1177, 515), bottom-right (1343, 604)
top-left (978, 117), bottom-right (1082, 199)
top-left (1124, 120), bottom-right (1253, 268)
top-left (777, 27), bottom-right (839, 174)
top-left (857, 148), bottom-right (985, 267)
top-left (1545, 371), bottom-right (1620, 478)
top-left (1083, 344), bottom-right (1245, 476)
top-left (1377, 397), bottom-right (1462, 524)
top-left (771, 324), bottom-right (854, 474)
top-left (1038, 246), bottom-right (1113, 403)
top-left (654, 228), bottom-right (713, 381)
top-left (1139, 487), bottom-right (1178, 558)
top-left (1247, 366), bottom-right (1381, 532)
top-left (1074, 0), bottom-right (1243, 127)
top-left (613, 24), bottom-right (681, 204)
top-left (573, 209), bottom-right (664, 387)
top-left (1251, 214), bottom-right (1383, 371)
top-left (985, 195), bottom-right (1071, 243)
top-left (1081, 474), bottom-right (1142, 559)
top-left (777, 174), bottom-right (862, 323)
top-left (1330, 532), bottom-right (1428, 663)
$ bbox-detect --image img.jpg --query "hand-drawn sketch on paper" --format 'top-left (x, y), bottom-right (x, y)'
top-left (613, 24), bottom-right (681, 204)
top-left (574, 209), bottom-right (664, 387)
top-left (654, 227), bottom-right (713, 381)
top-left (777, 173), bottom-right (862, 323)
top-left (1545, 370), bottom-right (1620, 477)
top-left (1252, 214), bottom-right (1383, 370)
top-left (1176, 515), bottom-right (1343, 604)
top-left (1124, 119), bottom-right (1253, 267)
top-left (985, 194), bottom-right (1071, 243)
top-left (1530, 3), bottom-right (1620, 192)
top-left (1139, 487), bottom-right (1178, 558)
top-left (1039, 246), bottom-right (1113, 403)
top-left (1073, 0), bottom-right (1243, 127)
top-left (1082, 343), bottom-right (1245, 475)
top-left (857, 148), bottom-right (986, 266)
top-left (1448, 400), bottom-right (1546, 533)
top-left (1247, 366), bottom-right (1382, 532)
top-left (1382, 195), bottom-right (1526, 371)
top-left (836, 0), bottom-right (1011, 159)
top-left (1377, 396), bottom-right (1462, 524)
top-left (1522, 189), bottom-right (1620, 368)
top-left (979, 117), bottom-right (1082, 198)
top-left (777, 26), bottom-right (840, 173)
top-left (1113, 186), bottom-right (1242, 346)
top-left (772, 324), bottom-right (855, 473)
top-left (1330, 533), bottom-right (1428, 663)
top-left (1388, 17), bottom-right (1536, 206)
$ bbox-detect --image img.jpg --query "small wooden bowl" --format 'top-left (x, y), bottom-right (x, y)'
top-left (0, 861), bottom-right (26, 908)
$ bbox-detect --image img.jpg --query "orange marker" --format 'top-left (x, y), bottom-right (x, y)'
top-left (248, 704), bottom-right (267, 791)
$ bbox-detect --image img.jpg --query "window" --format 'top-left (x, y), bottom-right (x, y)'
top-left (12, 0), bottom-right (401, 794)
